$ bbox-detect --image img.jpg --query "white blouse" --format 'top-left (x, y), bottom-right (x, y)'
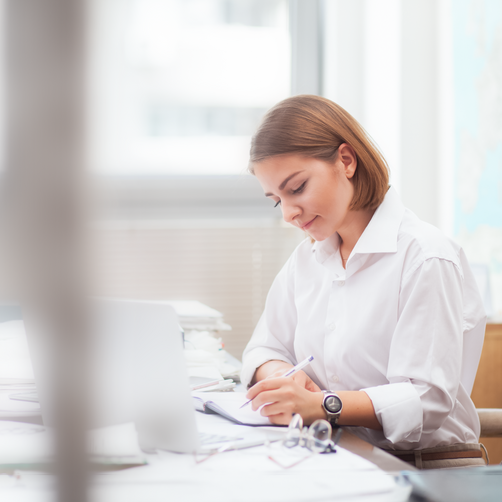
top-left (241, 187), bottom-right (486, 450)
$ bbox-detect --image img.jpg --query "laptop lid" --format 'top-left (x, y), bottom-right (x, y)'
top-left (25, 298), bottom-right (200, 453)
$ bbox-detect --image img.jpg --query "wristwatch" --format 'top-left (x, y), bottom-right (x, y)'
top-left (322, 391), bottom-right (343, 425)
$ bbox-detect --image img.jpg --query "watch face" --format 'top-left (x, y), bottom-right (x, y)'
top-left (325, 395), bottom-right (342, 413)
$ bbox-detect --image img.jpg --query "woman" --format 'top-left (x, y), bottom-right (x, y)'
top-left (241, 95), bottom-right (487, 469)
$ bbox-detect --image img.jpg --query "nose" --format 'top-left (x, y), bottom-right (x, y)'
top-left (281, 200), bottom-right (301, 225)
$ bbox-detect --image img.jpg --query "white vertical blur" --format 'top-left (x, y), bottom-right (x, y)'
top-left (323, 0), bottom-right (453, 231)
top-left (362, 0), bottom-right (401, 193)
top-left (322, 0), bottom-right (365, 122)
top-left (400, 0), bottom-right (440, 228)
top-left (0, 1), bottom-right (4, 176)
top-left (1, 1), bottom-right (90, 502)
top-left (322, 0), bottom-right (402, 193)
top-left (437, 0), bottom-right (455, 237)
top-left (290, 0), bottom-right (322, 95)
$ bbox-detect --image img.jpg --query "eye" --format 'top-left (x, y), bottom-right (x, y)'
top-left (292, 181), bottom-right (307, 194)
top-left (274, 200), bottom-right (281, 208)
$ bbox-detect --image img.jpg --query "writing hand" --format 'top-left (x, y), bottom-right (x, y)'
top-left (266, 368), bottom-right (321, 393)
top-left (245, 376), bottom-right (325, 426)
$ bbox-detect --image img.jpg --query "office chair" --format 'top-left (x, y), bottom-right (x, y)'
top-left (478, 409), bottom-right (502, 465)
top-left (478, 409), bottom-right (502, 438)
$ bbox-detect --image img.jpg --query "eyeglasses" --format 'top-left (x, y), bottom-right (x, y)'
top-left (268, 414), bottom-right (342, 469)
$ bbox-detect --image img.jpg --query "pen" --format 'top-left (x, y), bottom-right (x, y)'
top-left (240, 355), bottom-right (314, 409)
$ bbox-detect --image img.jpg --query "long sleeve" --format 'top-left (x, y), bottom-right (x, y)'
top-left (362, 257), bottom-right (467, 445)
top-left (238, 188), bottom-right (484, 449)
top-left (240, 252), bottom-right (299, 388)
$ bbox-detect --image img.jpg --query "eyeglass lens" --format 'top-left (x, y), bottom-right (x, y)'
top-left (307, 419), bottom-right (332, 453)
top-left (283, 413), bottom-right (303, 449)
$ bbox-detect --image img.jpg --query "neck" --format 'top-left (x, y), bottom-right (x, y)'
top-left (338, 208), bottom-right (375, 258)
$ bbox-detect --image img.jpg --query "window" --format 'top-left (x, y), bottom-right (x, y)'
top-left (89, 0), bottom-right (290, 177)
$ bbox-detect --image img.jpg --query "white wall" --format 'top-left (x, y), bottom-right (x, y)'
top-left (322, 0), bottom-right (453, 234)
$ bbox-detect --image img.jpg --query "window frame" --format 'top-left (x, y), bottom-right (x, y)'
top-left (96, 0), bottom-right (323, 220)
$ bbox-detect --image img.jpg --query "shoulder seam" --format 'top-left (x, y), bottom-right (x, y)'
top-left (402, 255), bottom-right (464, 284)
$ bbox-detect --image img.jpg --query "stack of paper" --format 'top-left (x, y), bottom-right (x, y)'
top-left (167, 301), bottom-right (231, 332)
top-left (0, 321), bottom-right (35, 392)
top-left (167, 300), bottom-right (241, 383)
top-left (0, 321), bottom-right (38, 419)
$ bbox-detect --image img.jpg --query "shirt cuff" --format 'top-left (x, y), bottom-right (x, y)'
top-left (362, 382), bottom-right (423, 444)
top-left (240, 348), bottom-right (294, 389)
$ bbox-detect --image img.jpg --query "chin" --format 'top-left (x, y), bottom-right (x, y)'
top-left (307, 231), bottom-right (328, 242)
top-left (308, 226), bottom-right (337, 242)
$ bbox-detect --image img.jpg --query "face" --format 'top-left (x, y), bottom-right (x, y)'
top-left (253, 145), bottom-right (357, 242)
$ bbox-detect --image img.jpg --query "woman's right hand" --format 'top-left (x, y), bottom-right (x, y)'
top-left (267, 368), bottom-right (321, 392)
top-left (252, 360), bottom-right (321, 392)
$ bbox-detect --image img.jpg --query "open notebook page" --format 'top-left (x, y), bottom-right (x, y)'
top-left (192, 392), bottom-right (273, 426)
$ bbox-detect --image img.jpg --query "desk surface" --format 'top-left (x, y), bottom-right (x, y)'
top-left (338, 430), bottom-right (415, 472)
top-left (5, 413), bottom-right (413, 473)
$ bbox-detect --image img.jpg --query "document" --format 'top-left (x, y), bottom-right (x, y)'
top-left (0, 321), bottom-right (35, 388)
top-left (192, 392), bottom-right (273, 426)
top-left (0, 420), bottom-right (147, 471)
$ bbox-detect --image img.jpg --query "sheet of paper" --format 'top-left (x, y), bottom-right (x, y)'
top-left (91, 470), bottom-right (400, 502)
top-left (0, 321), bottom-right (35, 385)
top-left (0, 413), bottom-right (410, 502)
top-left (87, 422), bottom-right (144, 457)
top-left (0, 420), bottom-right (144, 464)
top-left (93, 411), bottom-right (403, 502)
top-left (193, 391), bottom-right (272, 426)
top-left (0, 390), bottom-right (40, 418)
top-left (0, 420), bottom-right (49, 463)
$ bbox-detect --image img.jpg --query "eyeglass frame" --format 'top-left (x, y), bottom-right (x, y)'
top-left (267, 414), bottom-right (343, 469)
top-left (282, 413), bottom-right (340, 454)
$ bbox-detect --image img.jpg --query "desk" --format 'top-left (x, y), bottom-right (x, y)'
top-left (4, 412), bottom-right (413, 474)
top-left (0, 411), bottom-right (413, 502)
top-left (338, 431), bottom-right (414, 473)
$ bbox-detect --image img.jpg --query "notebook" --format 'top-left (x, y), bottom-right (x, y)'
top-left (193, 391), bottom-right (277, 426)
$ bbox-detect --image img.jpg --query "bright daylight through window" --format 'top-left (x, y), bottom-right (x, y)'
top-left (89, 0), bottom-right (291, 176)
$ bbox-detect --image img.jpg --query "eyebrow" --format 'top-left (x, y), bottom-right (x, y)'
top-left (264, 171), bottom-right (304, 197)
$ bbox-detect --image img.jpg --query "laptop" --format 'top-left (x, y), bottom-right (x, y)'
top-left (24, 299), bottom-right (199, 452)
top-left (22, 299), bottom-right (273, 454)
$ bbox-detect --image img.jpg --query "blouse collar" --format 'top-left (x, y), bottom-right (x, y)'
top-left (312, 186), bottom-right (405, 264)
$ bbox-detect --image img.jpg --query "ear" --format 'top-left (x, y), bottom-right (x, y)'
top-left (337, 143), bottom-right (357, 179)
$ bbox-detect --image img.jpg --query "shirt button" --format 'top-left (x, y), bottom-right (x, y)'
top-left (338, 280), bottom-right (345, 287)
top-left (331, 375), bottom-right (339, 383)
top-left (328, 323), bottom-right (336, 331)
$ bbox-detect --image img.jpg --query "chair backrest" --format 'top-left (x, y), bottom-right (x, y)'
top-left (477, 409), bottom-right (502, 438)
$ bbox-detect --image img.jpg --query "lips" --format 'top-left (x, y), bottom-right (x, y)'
top-left (300, 216), bottom-right (317, 230)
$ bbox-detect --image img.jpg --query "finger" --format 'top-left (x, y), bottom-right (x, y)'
top-left (246, 377), bottom-right (288, 400)
top-left (267, 412), bottom-right (292, 426)
top-left (259, 401), bottom-right (294, 418)
top-left (305, 380), bottom-right (321, 392)
top-left (265, 370), bottom-right (285, 380)
top-left (251, 389), bottom-right (282, 411)
top-left (252, 380), bottom-right (300, 411)
top-left (292, 372), bottom-right (321, 392)
top-left (291, 372), bottom-right (307, 385)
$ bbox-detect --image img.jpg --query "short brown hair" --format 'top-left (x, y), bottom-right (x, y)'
top-left (249, 95), bottom-right (389, 211)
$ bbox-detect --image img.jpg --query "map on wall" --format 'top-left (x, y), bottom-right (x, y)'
top-left (453, 0), bottom-right (502, 318)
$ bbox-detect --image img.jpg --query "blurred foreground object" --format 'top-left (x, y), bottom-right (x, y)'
top-left (0, 1), bottom-right (90, 502)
